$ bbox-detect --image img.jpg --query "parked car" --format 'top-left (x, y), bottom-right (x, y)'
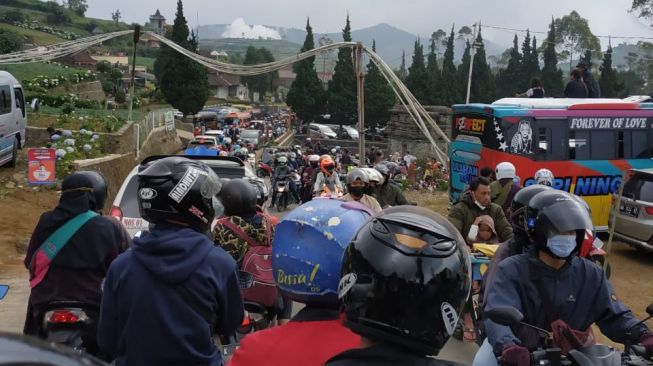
top-left (187, 135), bottom-right (219, 149)
top-left (240, 129), bottom-right (262, 148)
top-left (172, 109), bottom-right (184, 119)
top-left (0, 71), bottom-right (26, 168)
top-left (203, 129), bottom-right (225, 142)
top-left (325, 124), bottom-right (360, 140)
top-left (609, 168), bottom-right (653, 251)
top-left (110, 155), bottom-right (262, 238)
top-left (308, 123), bottom-right (337, 139)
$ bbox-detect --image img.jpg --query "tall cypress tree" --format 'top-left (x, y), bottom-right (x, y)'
top-left (405, 39), bottom-right (429, 103)
top-left (495, 35), bottom-right (522, 98)
top-left (426, 39), bottom-right (441, 104)
top-left (365, 40), bottom-right (396, 130)
top-left (398, 50), bottom-right (407, 81)
top-left (439, 26), bottom-right (459, 106)
top-left (541, 18), bottom-right (564, 97)
top-left (471, 27), bottom-right (494, 103)
top-left (520, 30), bottom-right (533, 89)
top-left (457, 40), bottom-right (471, 101)
top-left (286, 18), bottom-right (325, 123)
top-left (599, 42), bottom-right (622, 97)
top-left (327, 14), bottom-right (357, 125)
top-left (532, 36), bottom-right (541, 75)
top-left (155, 0), bottom-right (208, 115)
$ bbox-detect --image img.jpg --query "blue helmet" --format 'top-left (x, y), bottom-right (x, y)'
top-left (272, 198), bottom-right (372, 307)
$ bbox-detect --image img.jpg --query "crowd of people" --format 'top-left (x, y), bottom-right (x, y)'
top-left (18, 148), bottom-right (653, 365)
top-left (517, 60), bottom-right (602, 99)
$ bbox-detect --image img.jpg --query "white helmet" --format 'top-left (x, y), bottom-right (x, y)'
top-left (534, 168), bottom-right (554, 186)
top-left (308, 154), bottom-right (320, 163)
top-left (495, 162), bottom-right (516, 180)
top-left (361, 167), bottom-right (385, 185)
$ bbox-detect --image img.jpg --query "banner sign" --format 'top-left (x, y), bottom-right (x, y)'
top-left (28, 148), bottom-right (56, 185)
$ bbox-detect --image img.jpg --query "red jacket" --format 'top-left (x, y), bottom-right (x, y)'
top-left (228, 308), bottom-right (359, 366)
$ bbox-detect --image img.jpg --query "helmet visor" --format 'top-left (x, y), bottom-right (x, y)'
top-left (200, 168), bottom-right (222, 199)
top-left (540, 200), bottom-right (593, 233)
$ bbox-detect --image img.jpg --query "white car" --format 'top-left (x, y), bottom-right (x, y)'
top-left (309, 123), bottom-right (337, 139)
top-left (0, 71), bottom-right (26, 167)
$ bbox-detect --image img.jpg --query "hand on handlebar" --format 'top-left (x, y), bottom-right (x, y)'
top-left (639, 333), bottom-right (653, 354)
top-left (501, 343), bottom-right (530, 366)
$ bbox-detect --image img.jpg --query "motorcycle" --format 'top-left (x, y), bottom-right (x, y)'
top-left (484, 305), bottom-right (653, 365)
top-left (274, 177), bottom-right (291, 212)
top-left (257, 161), bottom-right (272, 178)
top-left (41, 301), bottom-right (101, 356)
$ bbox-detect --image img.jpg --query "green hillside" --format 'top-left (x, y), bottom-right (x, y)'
top-left (0, 62), bottom-right (87, 82)
top-left (199, 38), bottom-right (302, 61)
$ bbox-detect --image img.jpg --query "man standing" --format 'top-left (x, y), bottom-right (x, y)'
top-left (577, 60), bottom-right (601, 98)
top-left (490, 162), bottom-right (521, 222)
top-left (448, 176), bottom-right (513, 244)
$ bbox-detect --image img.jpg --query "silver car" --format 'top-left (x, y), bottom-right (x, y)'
top-left (610, 168), bottom-right (653, 251)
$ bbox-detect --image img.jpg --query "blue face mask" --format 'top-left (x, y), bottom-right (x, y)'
top-left (546, 234), bottom-right (576, 258)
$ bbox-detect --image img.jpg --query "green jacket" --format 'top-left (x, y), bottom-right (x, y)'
top-left (375, 182), bottom-right (408, 208)
top-left (448, 190), bottom-right (513, 242)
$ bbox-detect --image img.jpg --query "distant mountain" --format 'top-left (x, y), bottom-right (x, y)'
top-left (199, 22), bottom-right (507, 68)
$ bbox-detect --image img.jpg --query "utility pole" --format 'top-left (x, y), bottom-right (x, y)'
top-left (465, 22), bottom-right (480, 104)
top-left (127, 25), bottom-right (140, 123)
top-left (354, 42), bottom-right (365, 167)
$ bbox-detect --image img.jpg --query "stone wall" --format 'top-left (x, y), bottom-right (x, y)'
top-left (27, 123), bottom-right (136, 155)
top-left (137, 126), bottom-right (183, 160)
top-left (385, 105), bottom-right (452, 161)
top-left (52, 81), bottom-right (105, 101)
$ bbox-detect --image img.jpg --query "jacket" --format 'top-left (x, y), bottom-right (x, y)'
top-left (447, 190), bottom-right (513, 243)
top-left (489, 179), bottom-right (521, 222)
top-left (314, 172), bottom-right (343, 194)
top-left (325, 343), bottom-right (458, 366)
top-left (213, 213), bottom-right (274, 263)
top-left (484, 249), bottom-right (648, 354)
top-left (23, 190), bottom-right (130, 336)
top-left (97, 225), bottom-right (243, 366)
top-left (564, 80), bottom-right (588, 98)
top-left (341, 193), bottom-right (382, 214)
top-left (229, 307), bottom-right (359, 366)
top-left (375, 182), bottom-right (408, 208)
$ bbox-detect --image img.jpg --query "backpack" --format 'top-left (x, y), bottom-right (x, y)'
top-left (217, 216), bottom-right (277, 307)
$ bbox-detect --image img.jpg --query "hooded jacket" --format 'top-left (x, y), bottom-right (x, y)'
top-left (23, 185), bottom-right (130, 336)
top-left (98, 225), bottom-right (243, 366)
top-left (375, 181), bottom-right (408, 208)
top-left (447, 190), bottom-right (513, 243)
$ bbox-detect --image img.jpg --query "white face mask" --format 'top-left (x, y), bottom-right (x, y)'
top-left (547, 234), bottom-right (576, 258)
top-left (474, 200), bottom-right (486, 210)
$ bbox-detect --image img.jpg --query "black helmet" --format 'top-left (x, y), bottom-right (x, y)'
top-left (374, 163), bottom-right (389, 176)
top-left (524, 190), bottom-right (593, 258)
top-left (510, 184), bottom-right (553, 234)
top-left (246, 178), bottom-right (269, 207)
top-left (137, 157), bottom-right (221, 233)
top-left (338, 206), bottom-right (471, 356)
top-left (75, 170), bottom-right (108, 211)
top-left (219, 179), bottom-right (258, 217)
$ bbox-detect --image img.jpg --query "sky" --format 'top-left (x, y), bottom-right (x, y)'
top-left (85, 0), bottom-right (653, 49)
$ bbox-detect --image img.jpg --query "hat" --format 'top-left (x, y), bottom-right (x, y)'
top-left (476, 215), bottom-right (497, 236)
top-left (576, 60), bottom-right (588, 69)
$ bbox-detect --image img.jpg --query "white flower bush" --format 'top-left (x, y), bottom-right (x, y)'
top-left (55, 149), bottom-right (66, 159)
top-left (64, 138), bottom-right (75, 146)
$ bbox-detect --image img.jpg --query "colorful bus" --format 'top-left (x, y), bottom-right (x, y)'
top-left (449, 98), bottom-right (653, 230)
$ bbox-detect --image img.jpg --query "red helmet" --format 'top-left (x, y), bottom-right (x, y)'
top-left (320, 156), bottom-right (336, 176)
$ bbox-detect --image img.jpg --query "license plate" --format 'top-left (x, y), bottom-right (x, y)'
top-left (121, 217), bottom-right (149, 229)
top-left (619, 203), bottom-right (640, 217)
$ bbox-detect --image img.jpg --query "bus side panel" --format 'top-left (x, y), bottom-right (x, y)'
top-left (449, 139), bottom-right (482, 202)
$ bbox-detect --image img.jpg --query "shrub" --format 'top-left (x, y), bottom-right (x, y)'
top-left (0, 29), bottom-right (23, 54)
top-left (115, 90), bottom-right (126, 104)
top-left (4, 9), bottom-right (26, 23)
top-left (61, 103), bottom-right (75, 115)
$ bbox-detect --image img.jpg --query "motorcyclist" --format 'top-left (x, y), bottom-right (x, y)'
top-left (313, 155), bottom-right (343, 197)
top-left (301, 154), bottom-right (320, 203)
top-left (24, 171), bottom-right (129, 356)
top-left (341, 169), bottom-right (382, 214)
top-left (534, 168), bottom-right (554, 186)
top-left (373, 163), bottom-right (408, 208)
top-left (325, 206), bottom-right (471, 365)
top-left (97, 157), bottom-right (243, 366)
top-left (361, 167), bottom-right (384, 198)
top-left (271, 156), bottom-right (300, 205)
top-left (482, 190), bottom-right (653, 366)
top-left (489, 162), bottom-right (521, 222)
top-left (288, 152), bottom-right (299, 170)
top-left (229, 198), bottom-right (371, 365)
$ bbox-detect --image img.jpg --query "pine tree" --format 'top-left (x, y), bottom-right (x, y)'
top-left (495, 35), bottom-right (522, 98)
top-left (599, 42), bottom-right (622, 97)
top-left (327, 15), bottom-right (358, 125)
top-left (155, 0), bottom-right (208, 115)
top-left (532, 36), bottom-right (541, 74)
top-left (520, 30), bottom-right (533, 89)
top-left (470, 27), bottom-right (494, 103)
top-left (426, 38), bottom-right (441, 104)
top-left (286, 18), bottom-right (325, 123)
top-left (541, 18), bottom-right (564, 97)
top-left (243, 46), bottom-right (277, 102)
top-left (405, 39), bottom-right (429, 103)
top-left (457, 40), bottom-right (471, 101)
top-left (583, 49), bottom-right (593, 68)
top-left (365, 40), bottom-right (396, 131)
top-left (398, 50), bottom-right (407, 81)
top-left (439, 26), bottom-right (459, 105)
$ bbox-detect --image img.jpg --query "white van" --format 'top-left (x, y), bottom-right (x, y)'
top-left (0, 71), bottom-right (26, 167)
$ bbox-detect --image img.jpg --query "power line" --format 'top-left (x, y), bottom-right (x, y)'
top-left (482, 24), bottom-right (653, 41)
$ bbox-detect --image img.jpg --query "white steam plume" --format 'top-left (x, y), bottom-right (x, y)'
top-left (221, 18), bottom-right (281, 40)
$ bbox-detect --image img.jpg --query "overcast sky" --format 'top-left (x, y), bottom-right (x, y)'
top-left (86, 0), bottom-right (653, 48)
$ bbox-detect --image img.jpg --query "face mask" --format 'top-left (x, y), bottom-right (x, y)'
top-left (311, 162), bottom-right (318, 168)
top-left (349, 186), bottom-right (365, 197)
top-left (474, 200), bottom-right (486, 210)
top-left (546, 235), bottom-right (576, 258)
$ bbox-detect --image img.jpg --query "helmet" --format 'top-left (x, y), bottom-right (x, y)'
top-left (224, 137), bottom-right (232, 144)
top-left (308, 154), bottom-right (320, 163)
top-left (346, 168), bottom-right (369, 184)
top-left (239, 147), bottom-right (249, 155)
top-left (75, 170), bottom-right (108, 211)
top-left (495, 162), bottom-right (516, 180)
top-left (320, 156), bottom-right (336, 176)
top-left (234, 149), bottom-right (247, 161)
top-left (331, 148), bottom-right (337, 154)
top-left (219, 179), bottom-right (258, 217)
top-left (525, 190), bottom-right (593, 259)
top-left (273, 199), bottom-right (372, 307)
top-left (374, 163), bottom-right (389, 176)
top-left (138, 157), bottom-right (222, 233)
top-left (534, 168), bottom-right (554, 186)
top-left (247, 178), bottom-right (269, 207)
top-left (61, 171), bottom-right (104, 211)
top-left (510, 184), bottom-right (553, 235)
top-left (385, 162), bottom-right (400, 176)
top-left (289, 152), bottom-right (297, 160)
top-left (362, 168), bottom-right (384, 185)
top-left (339, 206), bottom-right (471, 355)
top-left (277, 156), bottom-right (288, 167)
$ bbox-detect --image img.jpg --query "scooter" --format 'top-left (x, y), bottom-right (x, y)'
top-left (484, 305), bottom-right (653, 365)
top-left (257, 161), bottom-right (272, 178)
top-left (274, 178), bottom-right (291, 212)
top-left (41, 301), bottom-right (101, 356)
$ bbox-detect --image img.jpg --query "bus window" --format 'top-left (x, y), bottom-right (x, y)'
top-left (568, 130), bottom-right (590, 160)
top-left (631, 131), bottom-right (650, 158)
top-left (590, 131), bottom-right (614, 160)
top-left (617, 131), bottom-right (625, 159)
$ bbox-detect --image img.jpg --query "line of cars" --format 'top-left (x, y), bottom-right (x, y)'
top-left (307, 123), bottom-right (386, 141)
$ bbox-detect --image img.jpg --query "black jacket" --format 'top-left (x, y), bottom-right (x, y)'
top-left (564, 80), bottom-right (588, 98)
top-left (325, 343), bottom-right (463, 366)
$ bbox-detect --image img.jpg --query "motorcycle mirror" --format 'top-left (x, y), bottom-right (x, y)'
top-left (239, 271), bottom-right (254, 290)
top-left (485, 307), bottom-right (524, 326)
top-left (0, 285), bottom-right (8, 300)
top-left (646, 303), bottom-right (653, 316)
